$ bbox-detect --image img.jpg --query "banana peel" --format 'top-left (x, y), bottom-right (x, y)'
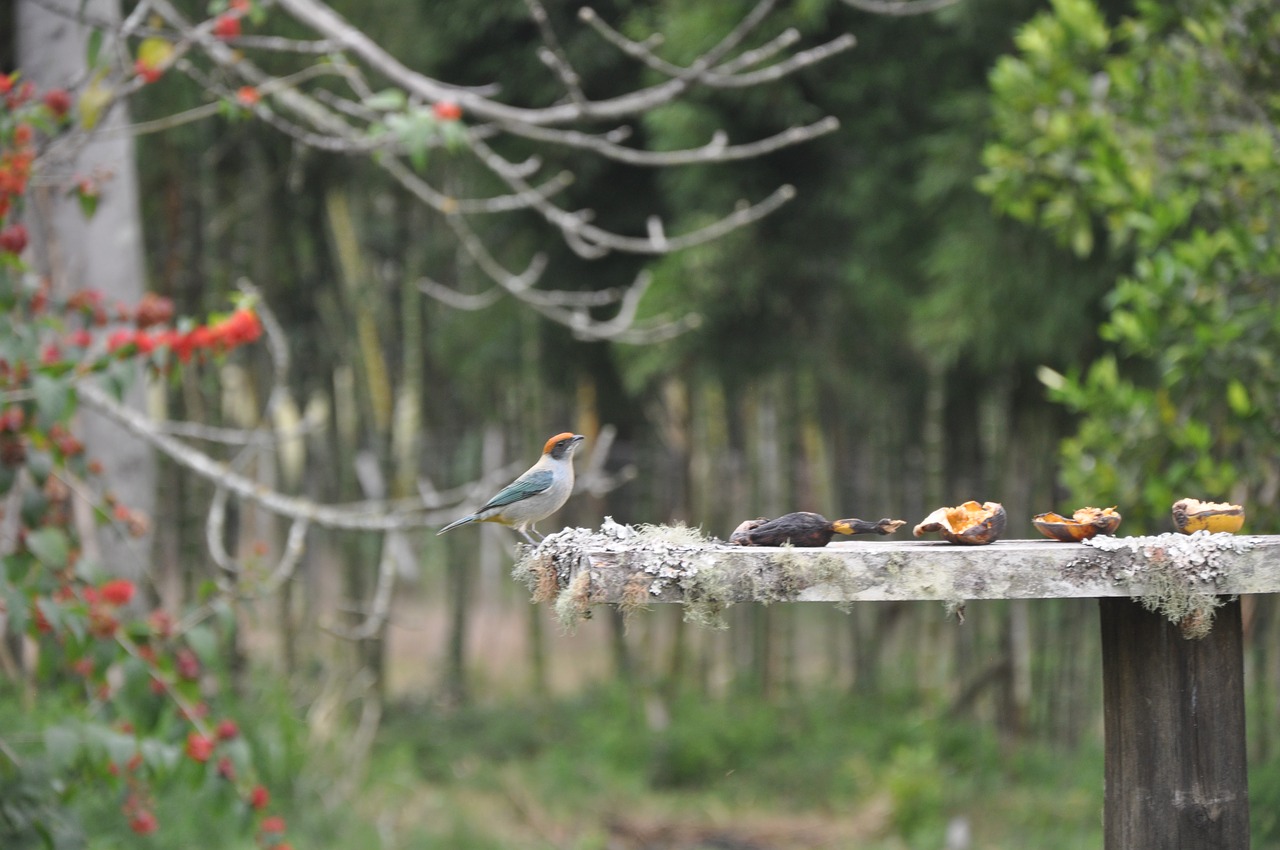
top-left (1172, 498), bottom-right (1244, 534)
top-left (913, 500), bottom-right (1006, 545)
top-left (1033, 506), bottom-right (1122, 542)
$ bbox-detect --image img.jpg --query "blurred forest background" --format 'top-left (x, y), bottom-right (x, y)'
top-left (4, 0), bottom-right (1280, 847)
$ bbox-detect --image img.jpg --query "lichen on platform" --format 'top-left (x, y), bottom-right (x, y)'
top-left (1079, 531), bottom-right (1258, 638)
top-left (514, 517), bottom-right (730, 629)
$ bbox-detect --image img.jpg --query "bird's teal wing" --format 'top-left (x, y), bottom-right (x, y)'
top-left (479, 468), bottom-right (554, 511)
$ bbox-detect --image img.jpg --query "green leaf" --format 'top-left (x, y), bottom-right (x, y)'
top-left (20, 486), bottom-right (50, 526)
top-left (25, 449), bottom-right (53, 486)
top-left (104, 358), bottom-right (135, 400)
top-left (4, 587), bottom-right (28, 634)
top-left (409, 145), bottom-right (429, 173)
top-left (86, 28), bottom-right (104, 69)
top-left (140, 738), bottom-right (181, 775)
top-left (26, 527), bottom-right (70, 568)
top-left (73, 555), bottom-right (104, 584)
top-left (44, 725), bottom-right (82, 772)
top-left (76, 187), bottom-right (100, 219)
top-left (1226, 380), bottom-right (1251, 416)
top-left (196, 579), bottom-right (219, 602)
top-left (0, 464), bottom-right (14, 496)
top-left (363, 89), bottom-right (406, 111)
top-left (99, 727), bottom-right (141, 768)
top-left (32, 373), bottom-right (71, 429)
top-left (185, 623), bottom-right (218, 664)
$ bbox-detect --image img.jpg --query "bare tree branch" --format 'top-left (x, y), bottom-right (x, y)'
top-left (78, 382), bottom-right (447, 531)
top-left (841, 0), bottom-right (962, 16)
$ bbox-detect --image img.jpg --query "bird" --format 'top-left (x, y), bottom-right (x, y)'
top-left (437, 432), bottom-right (585, 544)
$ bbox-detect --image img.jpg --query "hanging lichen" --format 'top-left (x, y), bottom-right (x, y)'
top-left (1077, 531), bottom-right (1257, 638)
top-left (514, 517), bottom-right (876, 630)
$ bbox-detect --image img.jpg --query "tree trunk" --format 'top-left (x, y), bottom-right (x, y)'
top-left (18, 0), bottom-right (155, 583)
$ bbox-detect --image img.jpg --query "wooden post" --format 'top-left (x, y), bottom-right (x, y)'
top-left (528, 531), bottom-right (1280, 846)
top-left (1099, 597), bottom-right (1250, 849)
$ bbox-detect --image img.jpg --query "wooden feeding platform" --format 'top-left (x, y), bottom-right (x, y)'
top-left (517, 521), bottom-right (1280, 850)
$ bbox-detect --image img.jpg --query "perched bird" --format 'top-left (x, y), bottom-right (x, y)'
top-left (437, 432), bottom-right (585, 544)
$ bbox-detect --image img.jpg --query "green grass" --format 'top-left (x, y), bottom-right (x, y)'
top-left (13, 674), bottom-right (1280, 849)
top-left (371, 685), bottom-right (1108, 849)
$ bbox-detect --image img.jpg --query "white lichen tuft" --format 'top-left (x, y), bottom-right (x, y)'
top-left (1082, 531), bottom-right (1257, 638)
top-left (514, 517), bottom-right (731, 628)
top-left (553, 571), bottom-right (594, 631)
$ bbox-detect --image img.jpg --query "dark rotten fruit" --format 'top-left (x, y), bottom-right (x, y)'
top-left (913, 500), bottom-right (1007, 545)
top-left (730, 511), bottom-right (905, 547)
top-left (1033, 506), bottom-right (1122, 542)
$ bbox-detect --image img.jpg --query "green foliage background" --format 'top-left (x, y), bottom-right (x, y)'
top-left (9, 0), bottom-right (1280, 846)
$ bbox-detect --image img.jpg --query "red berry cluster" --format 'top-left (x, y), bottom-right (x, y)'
top-left (134, 60), bottom-right (164, 85)
top-left (106, 305), bottom-right (263, 362)
top-left (213, 0), bottom-right (254, 41)
top-left (0, 73), bottom-right (71, 225)
top-left (1, 71), bottom-right (284, 848)
top-left (433, 101), bottom-right (462, 121)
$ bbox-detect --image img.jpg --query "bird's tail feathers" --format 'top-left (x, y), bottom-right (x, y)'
top-left (437, 514), bottom-right (478, 535)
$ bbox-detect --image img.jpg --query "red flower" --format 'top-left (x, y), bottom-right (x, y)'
top-left (433, 100), bottom-right (462, 121)
top-left (129, 809), bottom-right (158, 835)
top-left (133, 331), bottom-right (157, 354)
top-left (88, 608), bottom-right (119, 639)
top-left (217, 755), bottom-right (236, 780)
top-left (0, 74), bottom-right (13, 95)
top-left (43, 88), bottom-right (73, 119)
top-left (236, 86), bottom-right (260, 106)
top-left (67, 288), bottom-right (104, 311)
top-left (100, 578), bottom-right (136, 606)
top-left (229, 309), bottom-right (263, 343)
top-left (5, 82), bottom-right (35, 110)
top-left (32, 602), bottom-right (53, 634)
top-left (0, 407), bottom-right (24, 431)
top-left (183, 325), bottom-right (215, 355)
top-left (185, 732), bottom-right (215, 763)
top-left (134, 59), bottom-right (164, 84)
top-left (13, 124), bottom-right (33, 147)
top-left (40, 343), bottom-right (61, 365)
top-left (212, 14), bottom-right (242, 39)
top-left (134, 292), bottom-right (174, 328)
top-left (176, 647), bottom-right (201, 681)
top-left (209, 308), bottom-right (263, 348)
top-left (249, 784), bottom-right (270, 809)
top-left (148, 608), bottom-right (175, 638)
top-left (261, 815), bottom-right (286, 834)
top-left (229, 0), bottom-right (252, 11)
top-left (216, 719), bottom-right (239, 740)
top-left (68, 329), bottom-right (92, 347)
top-left (0, 223), bottom-right (28, 255)
top-left (107, 329), bottom-right (135, 352)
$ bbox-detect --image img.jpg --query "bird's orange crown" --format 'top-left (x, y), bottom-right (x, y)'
top-left (543, 432), bottom-right (576, 454)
